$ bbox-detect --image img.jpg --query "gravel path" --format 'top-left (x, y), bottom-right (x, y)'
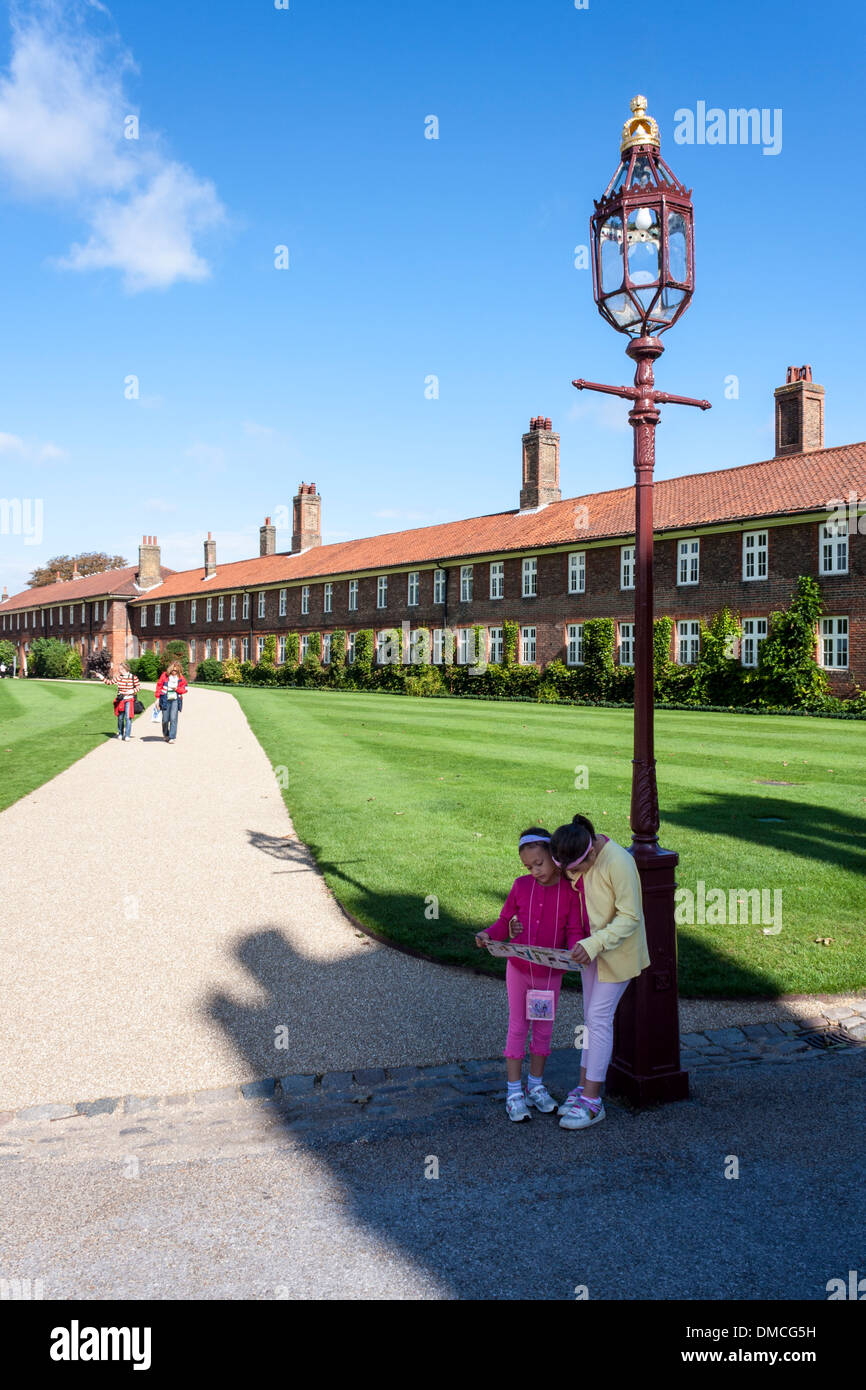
top-left (1, 686), bottom-right (862, 1111)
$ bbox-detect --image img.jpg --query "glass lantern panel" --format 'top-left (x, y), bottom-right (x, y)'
top-left (605, 292), bottom-right (642, 330)
top-left (654, 287), bottom-right (686, 322)
top-left (599, 216), bottom-right (624, 293)
top-left (667, 211), bottom-right (689, 284)
top-left (606, 161), bottom-right (629, 197)
top-left (626, 207), bottom-right (660, 296)
top-left (629, 155), bottom-right (657, 190)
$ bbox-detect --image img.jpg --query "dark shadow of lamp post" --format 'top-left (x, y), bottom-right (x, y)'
top-left (574, 95), bottom-right (712, 1104)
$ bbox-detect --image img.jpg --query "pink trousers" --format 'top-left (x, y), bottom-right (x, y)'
top-left (503, 960), bottom-right (564, 1058)
top-left (580, 957), bottom-right (631, 1083)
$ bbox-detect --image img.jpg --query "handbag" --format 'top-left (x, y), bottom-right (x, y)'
top-left (133, 698), bottom-right (144, 715)
top-left (159, 693), bottom-right (167, 710)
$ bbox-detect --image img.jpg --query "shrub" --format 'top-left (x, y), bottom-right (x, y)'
top-left (354, 629), bottom-right (374, 679)
top-left (285, 633), bottom-right (300, 668)
top-left (195, 657), bottom-right (225, 683)
top-left (86, 648), bottom-right (112, 679)
top-left (240, 660), bottom-right (255, 685)
top-left (222, 656), bottom-right (242, 685)
top-left (65, 649), bottom-right (83, 680)
top-left (693, 608), bottom-right (742, 705)
top-left (330, 630), bottom-right (347, 669)
top-left (136, 651), bottom-right (160, 681)
top-left (404, 665), bottom-right (444, 697)
top-left (0, 638), bottom-right (16, 671)
top-left (758, 576), bottom-right (828, 707)
top-left (608, 665), bottom-right (635, 702)
top-left (29, 637), bottom-right (77, 679)
top-left (653, 616), bottom-right (673, 687)
top-left (582, 618), bottom-right (615, 699)
top-left (503, 620), bottom-right (519, 667)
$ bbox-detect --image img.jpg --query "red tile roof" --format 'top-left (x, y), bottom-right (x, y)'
top-left (126, 443), bottom-right (866, 601)
top-left (0, 566), bottom-right (174, 613)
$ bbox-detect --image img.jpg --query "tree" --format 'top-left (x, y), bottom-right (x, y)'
top-left (28, 552), bottom-right (128, 588)
top-left (0, 638), bottom-right (17, 671)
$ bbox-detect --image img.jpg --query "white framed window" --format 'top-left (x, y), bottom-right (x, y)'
top-left (324, 583), bottom-right (333, 613)
top-left (741, 617), bottom-right (767, 667)
top-left (522, 558), bottom-right (538, 598)
top-left (619, 621), bottom-right (634, 666)
top-left (407, 572), bottom-right (419, 607)
top-left (489, 562), bottom-right (504, 599)
top-left (50, 608), bottom-right (54, 624)
top-left (620, 545), bottom-right (635, 590)
top-left (457, 628), bottom-right (475, 665)
top-left (678, 538), bottom-right (700, 585)
top-left (377, 576), bottom-right (388, 608)
top-left (190, 600), bottom-right (196, 624)
top-left (567, 623), bottom-right (584, 666)
top-left (820, 616), bottom-right (848, 669)
top-left (58, 607), bottom-right (63, 625)
top-left (217, 596), bottom-right (224, 620)
top-left (231, 594), bottom-right (237, 620)
top-left (205, 639), bottom-right (212, 659)
top-left (206, 599), bottom-right (212, 622)
top-left (167, 602), bottom-right (176, 626)
top-left (217, 638), bottom-right (224, 660)
top-left (489, 627), bottom-right (504, 663)
top-left (376, 630), bottom-right (390, 663)
top-left (568, 552), bottom-right (585, 595)
top-left (242, 636), bottom-right (250, 661)
top-left (346, 632), bottom-right (356, 664)
top-left (80, 603), bottom-right (85, 621)
top-left (521, 626), bottom-right (536, 664)
top-left (141, 606), bottom-right (148, 627)
top-left (432, 629), bottom-right (444, 665)
top-left (460, 566), bottom-right (473, 603)
top-left (434, 569), bottom-right (446, 604)
top-left (258, 591), bottom-right (266, 618)
top-left (278, 635), bottom-right (286, 663)
top-left (242, 593), bottom-right (250, 620)
top-left (257, 636), bottom-right (266, 661)
top-left (278, 588), bottom-right (287, 617)
top-left (189, 640), bottom-right (195, 660)
top-left (322, 632), bottom-right (332, 663)
top-left (155, 603), bottom-right (163, 625)
top-left (230, 638), bottom-right (237, 658)
top-left (819, 521), bottom-right (848, 575)
top-left (103, 600), bottom-right (108, 620)
top-left (677, 620), bottom-right (700, 665)
top-left (742, 530), bottom-right (768, 581)
top-left (301, 586), bottom-right (310, 615)
top-left (348, 579), bottom-right (358, 611)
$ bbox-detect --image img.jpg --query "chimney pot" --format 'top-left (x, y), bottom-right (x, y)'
top-left (520, 416), bottom-right (561, 510)
top-left (775, 365), bottom-right (824, 457)
top-left (292, 482), bottom-right (322, 553)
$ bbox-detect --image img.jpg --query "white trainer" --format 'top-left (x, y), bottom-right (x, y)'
top-left (505, 1091), bottom-right (532, 1122)
top-left (526, 1083), bottom-right (557, 1114)
top-left (559, 1099), bottom-right (605, 1130)
top-left (557, 1086), bottom-right (583, 1116)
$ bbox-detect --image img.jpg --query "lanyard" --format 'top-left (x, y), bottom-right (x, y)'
top-left (527, 877), bottom-right (559, 993)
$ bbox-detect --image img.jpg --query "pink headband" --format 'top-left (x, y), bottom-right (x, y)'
top-left (551, 840), bottom-right (593, 873)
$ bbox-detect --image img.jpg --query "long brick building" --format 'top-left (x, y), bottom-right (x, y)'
top-left (2, 366), bottom-right (864, 690)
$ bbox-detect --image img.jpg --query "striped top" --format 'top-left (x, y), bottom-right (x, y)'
top-left (110, 674), bottom-right (139, 699)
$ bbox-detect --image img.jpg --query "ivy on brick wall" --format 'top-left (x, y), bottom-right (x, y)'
top-left (582, 618), bottom-right (615, 698)
top-left (503, 620), bottom-right (519, 667)
top-left (758, 576), bottom-right (829, 708)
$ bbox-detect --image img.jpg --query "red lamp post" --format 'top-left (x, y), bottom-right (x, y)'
top-left (574, 96), bottom-right (711, 1105)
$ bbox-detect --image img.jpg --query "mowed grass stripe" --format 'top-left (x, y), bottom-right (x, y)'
top-left (0, 680), bottom-right (154, 812)
top-left (232, 688), bottom-right (866, 998)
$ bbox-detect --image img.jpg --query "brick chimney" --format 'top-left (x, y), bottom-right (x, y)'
top-left (1, 587), bottom-right (7, 602)
top-left (55, 570), bottom-right (62, 583)
top-left (774, 365), bottom-right (824, 457)
top-left (204, 532), bottom-right (217, 579)
top-left (292, 483), bottom-right (321, 553)
top-left (71, 560), bottom-right (80, 580)
top-left (520, 417), bottom-right (561, 510)
top-left (260, 516), bottom-right (276, 557)
top-left (137, 535), bottom-right (162, 590)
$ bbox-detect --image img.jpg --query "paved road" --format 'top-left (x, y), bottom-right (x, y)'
top-left (1, 1046), bottom-right (863, 1300)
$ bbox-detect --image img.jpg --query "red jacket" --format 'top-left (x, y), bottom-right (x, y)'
top-left (155, 671), bottom-right (188, 699)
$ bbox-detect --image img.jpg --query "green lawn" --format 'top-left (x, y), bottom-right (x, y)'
top-left (231, 687), bottom-right (866, 998)
top-left (0, 680), bottom-right (154, 812)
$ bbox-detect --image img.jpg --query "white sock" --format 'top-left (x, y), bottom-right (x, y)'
top-left (507, 1080), bottom-right (523, 1097)
top-left (527, 1074), bottom-right (545, 1090)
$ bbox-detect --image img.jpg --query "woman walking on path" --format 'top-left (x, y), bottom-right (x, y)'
top-left (101, 663), bottom-right (141, 742)
top-left (550, 814), bottom-right (650, 1131)
top-left (154, 661), bottom-right (188, 743)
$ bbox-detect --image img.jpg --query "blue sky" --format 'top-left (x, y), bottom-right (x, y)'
top-left (0, 0), bottom-right (863, 593)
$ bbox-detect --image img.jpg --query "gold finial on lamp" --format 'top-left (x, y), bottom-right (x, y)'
top-left (620, 94), bottom-right (660, 154)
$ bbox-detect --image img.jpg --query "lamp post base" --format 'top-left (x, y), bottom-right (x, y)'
top-left (604, 842), bottom-right (689, 1106)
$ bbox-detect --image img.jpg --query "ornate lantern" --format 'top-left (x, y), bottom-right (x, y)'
top-left (590, 95), bottom-right (695, 338)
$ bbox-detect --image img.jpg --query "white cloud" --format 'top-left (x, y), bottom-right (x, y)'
top-left (0, 430), bottom-right (65, 461)
top-left (0, 2), bottom-right (226, 291)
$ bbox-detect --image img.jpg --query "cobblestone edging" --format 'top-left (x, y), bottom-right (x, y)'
top-left (3, 1009), bottom-right (864, 1129)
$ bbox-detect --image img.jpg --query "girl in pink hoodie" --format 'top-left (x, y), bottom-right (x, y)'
top-left (476, 827), bottom-right (590, 1122)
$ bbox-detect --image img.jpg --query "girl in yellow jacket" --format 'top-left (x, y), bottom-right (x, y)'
top-left (550, 814), bottom-right (650, 1130)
